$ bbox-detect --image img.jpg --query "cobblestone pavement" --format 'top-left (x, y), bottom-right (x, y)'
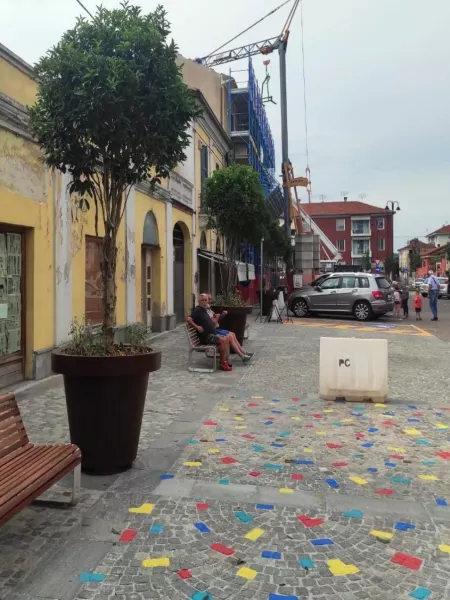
top-left (2, 318), bottom-right (450, 600)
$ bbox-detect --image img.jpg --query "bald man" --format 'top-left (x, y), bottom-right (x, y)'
top-left (190, 294), bottom-right (232, 371)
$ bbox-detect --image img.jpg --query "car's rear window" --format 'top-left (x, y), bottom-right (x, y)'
top-left (357, 277), bottom-right (370, 288)
top-left (376, 277), bottom-right (391, 289)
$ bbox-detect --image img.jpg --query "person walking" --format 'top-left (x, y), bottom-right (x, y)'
top-left (428, 269), bottom-right (440, 321)
top-left (401, 285), bottom-right (409, 318)
top-left (413, 289), bottom-right (423, 320)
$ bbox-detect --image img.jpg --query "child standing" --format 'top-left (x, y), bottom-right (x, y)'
top-left (414, 289), bottom-right (423, 320)
top-left (393, 286), bottom-right (402, 319)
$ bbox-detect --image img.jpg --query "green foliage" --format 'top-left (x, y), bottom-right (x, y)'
top-left (126, 322), bottom-right (149, 346)
top-left (408, 239), bottom-right (423, 272)
top-left (362, 250), bottom-right (371, 271)
top-left (63, 319), bottom-right (151, 356)
top-left (385, 253), bottom-right (400, 278)
top-left (203, 165), bottom-right (269, 252)
top-left (29, 2), bottom-right (199, 350)
top-left (264, 220), bottom-right (293, 263)
top-left (213, 292), bottom-right (251, 308)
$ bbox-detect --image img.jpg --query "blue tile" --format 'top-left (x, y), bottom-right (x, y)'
top-left (234, 511), bottom-right (253, 524)
top-left (264, 463), bottom-right (282, 470)
top-left (416, 438), bottom-right (431, 445)
top-left (326, 478), bottom-right (339, 489)
top-left (150, 524), bottom-right (164, 534)
top-left (188, 440), bottom-right (199, 444)
top-left (422, 460), bottom-right (436, 466)
top-left (295, 460), bottom-right (314, 465)
top-left (436, 498), bottom-right (448, 506)
top-left (409, 587), bottom-right (431, 600)
top-left (215, 438), bottom-right (226, 442)
top-left (272, 398), bottom-right (281, 402)
top-left (408, 418), bottom-right (421, 423)
top-left (195, 522), bottom-right (211, 534)
top-left (390, 476), bottom-right (411, 484)
top-left (343, 509), bottom-right (363, 518)
top-left (219, 479), bottom-right (229, 485)
top-left (79, 573), bottom-right (105, 583)
top-left (262, 551), bottom-right (282, 559)
top-left (367, 467), bottom-right (378, 473)
top-left (264, 420), bottom-right (274, 425)
top-left (160, 473), bottom-right (174, 480)
top-left (192, 592), bottom-right (211, 600)
top-left (279, 432), bottom-right (291, 437)
top-left (361, 442), bottom-right (374, 448)
top-left (299, 557), bottom-right (315, 569)
top-left (252, 445), bottom-right (265, 452)
top-left (271, 443), bottom-right (284, 448)
top-left (311, 538), bottom-right (333, 546)
top-left (256, 504), bottom-right (274, 510)
top-left (408, 404), bottom-right (418, 409)
top-left (269, 595), bottom-right (298, 600)
top-left (395, 522), bottom-right (415, 531)
top-left (385, 462), bottom-right (397, 468)
top-left (271, 410), bottom-right (282, 414)
top-left (368, 427), bottom-right (378, 433)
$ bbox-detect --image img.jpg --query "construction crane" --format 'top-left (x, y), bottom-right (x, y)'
top-left (198, 0), bottom-right (302, 240)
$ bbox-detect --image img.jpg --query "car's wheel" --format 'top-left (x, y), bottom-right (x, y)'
top-left (353, 301), bottom-right (372, 322)
top-left (292, 298), bottom-right (309, 318)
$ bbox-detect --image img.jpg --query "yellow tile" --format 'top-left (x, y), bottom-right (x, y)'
top-left (388, 446), bottom-right (406, 452)
top-left (184, 461), bottom-right (202, 467)
top-left (328, 559), bottom-right (359, 576)
top-left (341, 419), bottom-right (354, 424)
top-left (245, 528), bottom-right (264, 541)
top-left (252, 396), bottom-right (263, 399)
top-left (237, 566), bottom-right (258, 580)
top-left (208, 448), bottom-right (220, 454)
top-left (324, 409), bottom-right (334, 413)
top-left (349, 476), bottom-right (367, 485)
top-left (291, 416), bottom-right (301, 421)
top-left (235, 425), bottom-right (247, 430)
top-left (419, 474), bottom-right (439, 481)
top-left (435, 423), bottom-right (449, 429)
top-left (219, 408), bottom-right (230, 412)
top-left (439, 544), bottom-right (450, 553)
top-left (316, 431), bottom-right (327, 436)
top-left (142, 557), bottom-right (170, 568)
top-left (374, 403), bottom-right (386, 407)
top-left (370, 530), bottom-right (393, 540)
top-left (279, 488), bottom-right (294, 494)
top-left (404, 429), bottom-right (421, 436)
top-left (304, 448), bottom-right (313, 453)
top-left (235, 416), bottom-right (244, 421)
top-left (129, 503), bottom-right (154, 515)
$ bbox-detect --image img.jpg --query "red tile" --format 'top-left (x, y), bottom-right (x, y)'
top-left (355, 433), bottom-right (365, 439)
top-left (392, 552), bottom-right (423, 571)
top-left (291, 473), bottom-right (304, 481)
top-left (312, 414), bottom-right (323, 419)
top-left (211, 543), bottom-right (235, 556)
top-left (248, 402), bottom-right (259, 407)
top-left (437, 451), bottom-right (450, 460)
top-left (297, 515), bottom-right (325, 528)
top-left (390, 454), bottom-right (404, 460)
top-left (221, 457), bottom-right (238, 465)
top-left (196, 503), bottom-right (209, 511)
top-left (305, 424), bottom-right (314, 428)
top-left (242, 434), bottom-right (256, 440)
top-left (292, 397), bottom-right (300, 402)
top-left (248, 471), bottom-right (261, 478)
top-left (119, 529), bottom-right (137, 543)
top-left (376, 488), bottom-right (394, 496)
top-left (177, 569), bottom-right (192, 580)
top-left (382, 420), bottom-right (397, 427)
top-left (332, 462), bottom-right (348, 467)
top-left (327, 443), bottom-right (343, 449)
top-left (204, 420), bottom-right (217, 426)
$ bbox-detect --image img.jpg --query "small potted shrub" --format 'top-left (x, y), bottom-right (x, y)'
top-left (29, 3), bottom-right (199, 474)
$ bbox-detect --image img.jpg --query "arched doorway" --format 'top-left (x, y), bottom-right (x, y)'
top-left (142, 211), bottom-right (159, 329)
top-left (173, 223), bottom-right (185, 323)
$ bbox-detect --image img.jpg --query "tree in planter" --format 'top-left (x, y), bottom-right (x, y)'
top-left (264, 219), bottom-right (293, 266)
top-left (29, 2), bottom-right (199, 351)
top-left (202, 164), bottom-right (269, 302)
top-left (385, 253), bottom-right (400, 279)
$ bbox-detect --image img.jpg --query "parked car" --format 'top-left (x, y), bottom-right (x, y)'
top-left (288, 273), bottom-right (394, 321)
top-left (420, 277), bottom-right (448, 298)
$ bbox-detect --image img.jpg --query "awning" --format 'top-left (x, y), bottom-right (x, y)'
top-left (197, 250), bottom-right (255, 281)
top-left (197, 249), bottom-right (227, 264)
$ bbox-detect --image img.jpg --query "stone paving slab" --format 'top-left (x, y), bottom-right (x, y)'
top-left (2, 320), bottom-right (450, 600)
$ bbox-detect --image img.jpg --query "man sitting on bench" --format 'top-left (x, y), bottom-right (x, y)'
top-left (190, 294), bottom-right (232, 372)
top-left (206, 294), bottom-right (253, 363)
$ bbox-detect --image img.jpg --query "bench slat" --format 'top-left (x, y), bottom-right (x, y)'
top-left (0, 444), bottom-right (78, 507)
top-left (0, 445), bottom-right (64, 485)
top-left (0, 393), bottom-right (29, 458)
top-left (0, 453), bottom-right (81, 527)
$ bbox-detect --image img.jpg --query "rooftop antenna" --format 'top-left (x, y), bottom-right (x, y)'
top-left (358, 193), bottom-right (367, 200)
top-left (319, 194), bottom-right (326, 202)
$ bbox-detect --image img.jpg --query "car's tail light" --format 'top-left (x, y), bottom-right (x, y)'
top-left (372, 291), bottom-right (384, 300)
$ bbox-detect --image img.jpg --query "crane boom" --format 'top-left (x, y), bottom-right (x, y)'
top-left (199, 36), bottom-right (280, 68)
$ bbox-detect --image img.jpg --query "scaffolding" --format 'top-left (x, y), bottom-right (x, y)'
top-left (228, 58), bottom-right (277, 199)
top-left (229, 58), bottom-right (280, 270)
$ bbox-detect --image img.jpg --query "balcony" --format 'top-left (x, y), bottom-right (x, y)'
top-left (351, 240), bottom-right (371, 259)
top-left (351, 227), bottom-right (371, 237)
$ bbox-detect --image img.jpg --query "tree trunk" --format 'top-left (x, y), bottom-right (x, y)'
top-left (101, 227), bottom-right (118, 348)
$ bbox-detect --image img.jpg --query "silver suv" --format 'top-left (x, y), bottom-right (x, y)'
top-left (288, 273), bottom-right (394, 321)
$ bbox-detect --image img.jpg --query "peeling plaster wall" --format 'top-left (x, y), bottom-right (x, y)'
top-left (0, 130), bottom-right (49, 202)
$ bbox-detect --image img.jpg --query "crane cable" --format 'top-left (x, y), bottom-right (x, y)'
top-left (299, 0), bottom-right (313, 233)
top-left (204, 0), bottom-right (294, 59)
top-left (282, 0), bottom-right (300, 39)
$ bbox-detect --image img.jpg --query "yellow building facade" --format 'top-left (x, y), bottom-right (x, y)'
top-left (0, 43), bottom-right (205, 386)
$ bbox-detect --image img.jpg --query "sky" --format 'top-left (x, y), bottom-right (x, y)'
top-left (2, 0), bottom-right (450, 250)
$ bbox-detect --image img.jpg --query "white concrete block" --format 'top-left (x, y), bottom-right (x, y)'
top-left (319, 337), bottom-right (388, 402)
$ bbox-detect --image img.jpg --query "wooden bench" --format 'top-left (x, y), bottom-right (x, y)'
top-left (0, 392), bottom-right (81, 527)
top-left (185, 324), bottom-right (218, 373)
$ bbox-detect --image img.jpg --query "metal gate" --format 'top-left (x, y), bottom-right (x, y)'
top-left (0, 227), bottom-right (24, 388)
top-left (173, 224), bottom-right (185, 323)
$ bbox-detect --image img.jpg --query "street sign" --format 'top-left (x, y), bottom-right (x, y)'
top-left (285, 177), bottom-right (309, 188)
top-left (375, 267), bottom-right (381, 273)
top-left (375, 259), bottom-right (381, 266)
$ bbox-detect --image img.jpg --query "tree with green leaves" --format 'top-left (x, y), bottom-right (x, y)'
top-left (29, 2), bottom-right (199, 349)
top-left (385, 254), bottom-right (400, 279)
top-left (408, 239), bottom-right (423, 274)
top-left (362, 250), bottom-right (371, 271)
top-left (264, 219), bottom-right (293, 265)
top-left (202, 164), bottom-right (271, 297)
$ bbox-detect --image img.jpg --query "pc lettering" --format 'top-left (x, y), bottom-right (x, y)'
top-left (339, 358), bottom-right (351, 368)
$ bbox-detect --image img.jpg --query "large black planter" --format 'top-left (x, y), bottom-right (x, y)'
top-left (211, 305), bottom-right (253, 346)
top-left (52, 348), bottom-right (161, 475)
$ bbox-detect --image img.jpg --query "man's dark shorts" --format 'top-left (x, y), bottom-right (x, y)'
top-left (205, 333), bottom-right (221, 345)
